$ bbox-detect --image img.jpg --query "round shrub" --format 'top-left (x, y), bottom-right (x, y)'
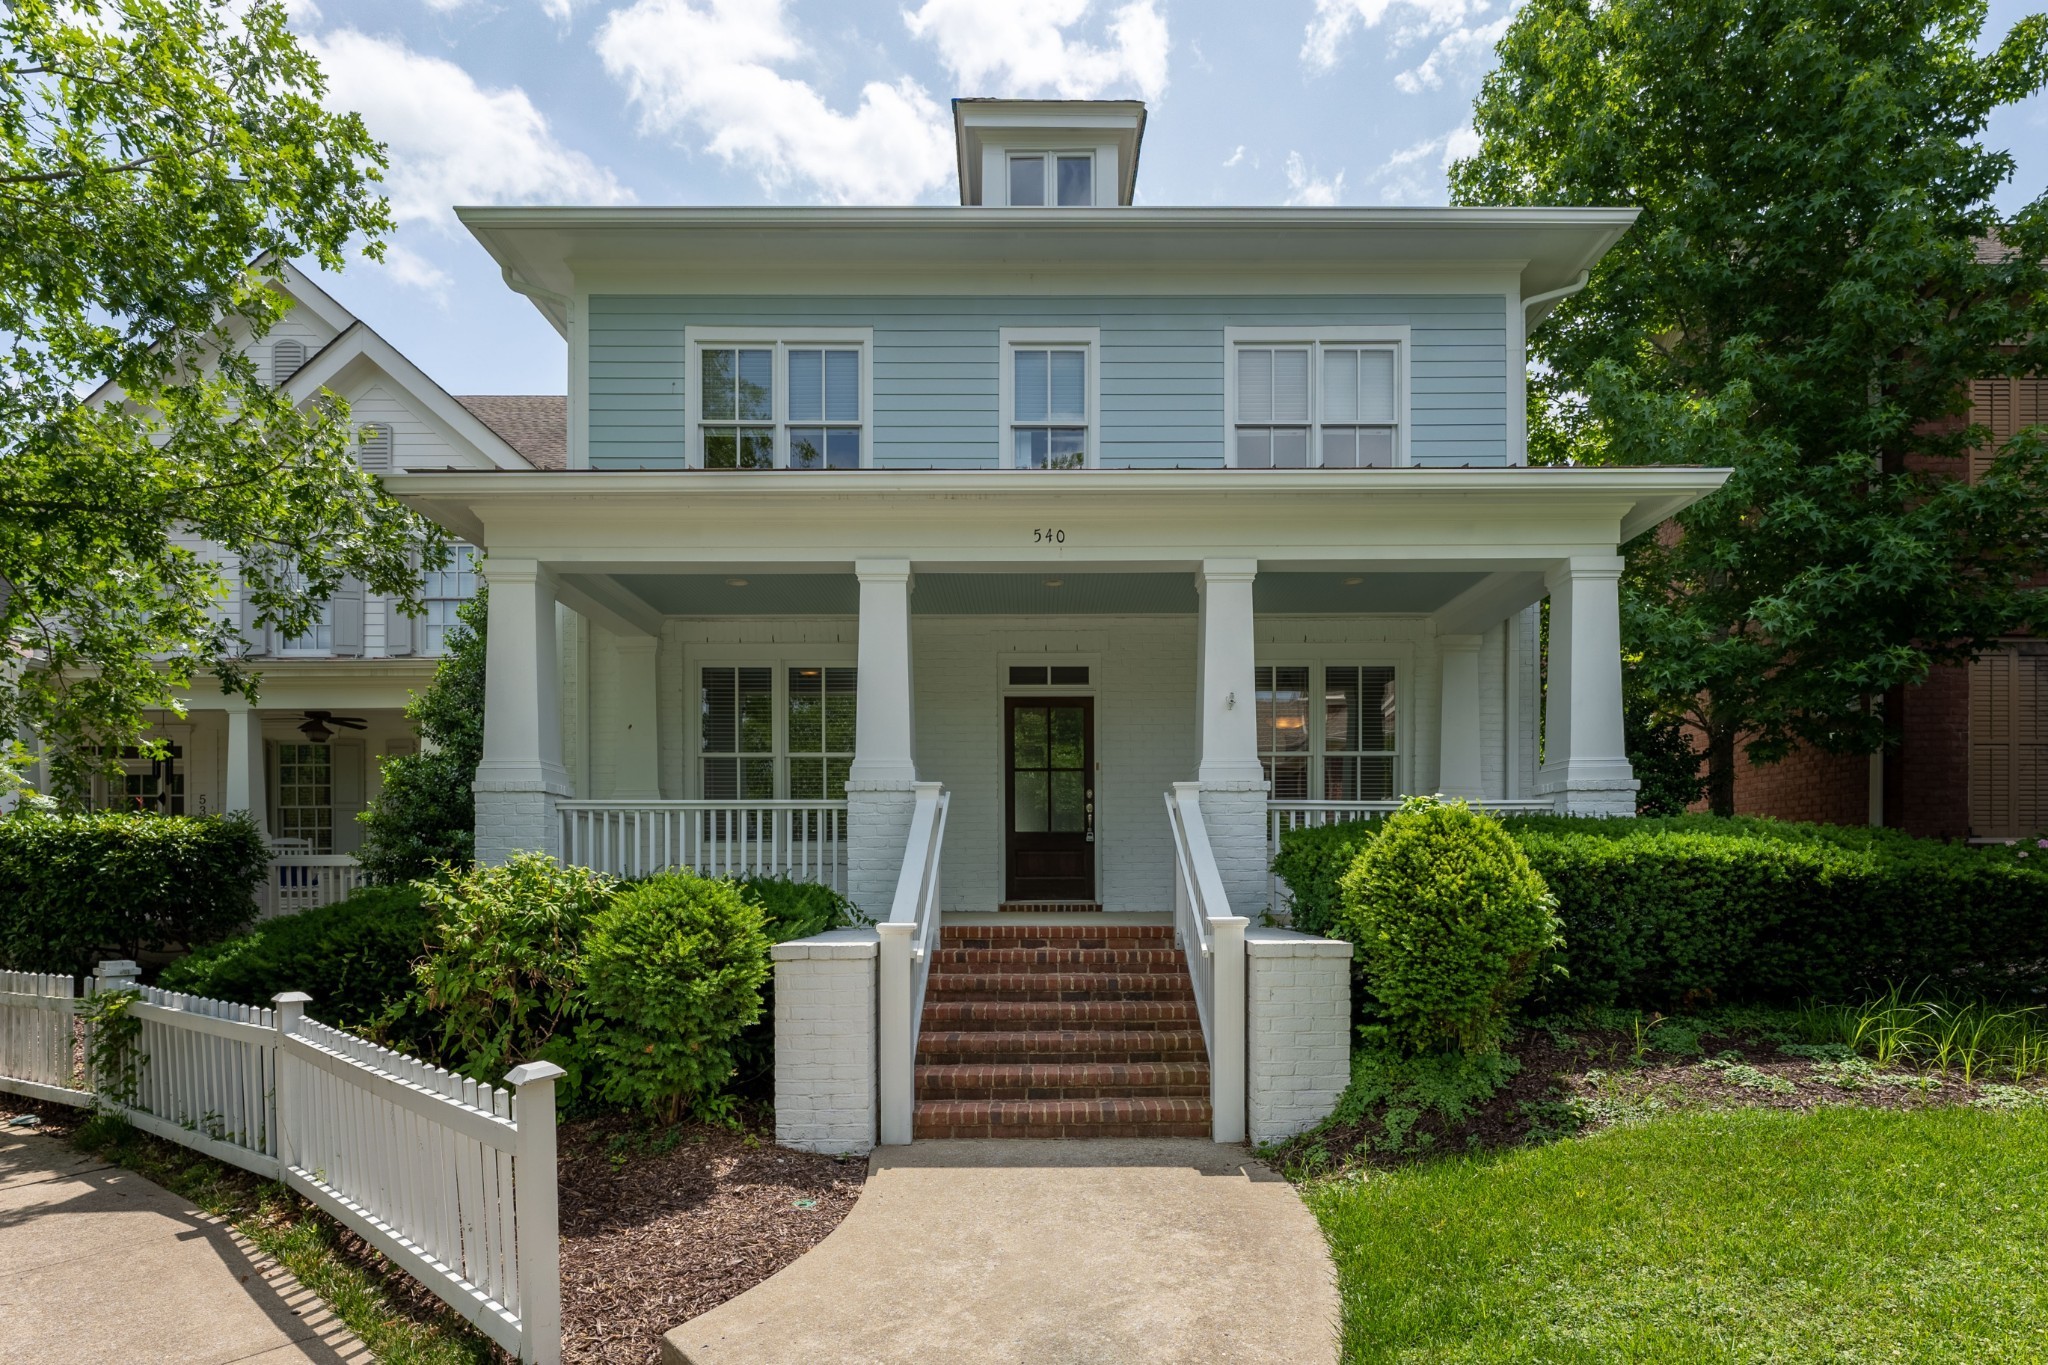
top-left (1337, 795), bottom-right (1562, 1054)
top-left (577, 870), bottom-right (773, 1122)
top-left (157, 886), bottom-right (430, 1028)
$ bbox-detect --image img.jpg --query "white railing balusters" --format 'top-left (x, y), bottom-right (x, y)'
top-left (555, 799), bottom-right (849, 892)
top-left (264, 853), bottom-right (369, 918)
top-left (877, 782), bottom-right (949, 1146)
top-left (1165, 783), bottom-right (1248, 1145)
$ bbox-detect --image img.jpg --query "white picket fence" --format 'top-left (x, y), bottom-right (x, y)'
top-left (0, 962), bottom-right (562, 1365)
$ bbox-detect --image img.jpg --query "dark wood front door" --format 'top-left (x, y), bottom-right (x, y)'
top-left (1004, 696), bottom-right (1096, 902)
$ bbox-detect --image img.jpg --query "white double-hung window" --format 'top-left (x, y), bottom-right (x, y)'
top-left (1225, 327), bottom-right (1409, 468)
top-left (1006, 152), bottom-right (1096, 207)
top-left (1256, 660), bottom-right (1404, 800)
top-left (687, 330), bottom-right (873, 470)
top-left (1001, 328), bottom-right (1099, 469)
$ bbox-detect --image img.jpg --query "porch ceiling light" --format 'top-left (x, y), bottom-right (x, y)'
top-left (1344, 576), bottom-right (1364, 585)
top-left (725, 577), bottom-right (749, 587)
top-left (1043, 578), bottom-right (1064, 588)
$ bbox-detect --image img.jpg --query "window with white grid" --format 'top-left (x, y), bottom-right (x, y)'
top-left (1227, 330), bottom-right (1406, 468)
top-left (275, 743), bottom-right (334, 852)
top-left (1258, 662), bottom-right (1401, 798)
top-left (689, 333), bottom-right (870, 470)
top-left (422, 543), bottom-right (478, 655)
top-left (1001, 329), bottom-right (1098, 469)
top-left (700, 664), bottom-right (859, 799)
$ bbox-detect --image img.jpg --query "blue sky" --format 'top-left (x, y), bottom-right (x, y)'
top-left (288, 0), bottom-right (2048, 397)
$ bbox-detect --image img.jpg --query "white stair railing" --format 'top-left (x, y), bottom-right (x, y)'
top-left (877, 782), bottom-right (950, 1146)
top-left (1164, 782), bottom-right (1247, 1144)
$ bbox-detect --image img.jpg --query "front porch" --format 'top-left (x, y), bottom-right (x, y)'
top-left (391, 465), bottom-right (1723, 1146)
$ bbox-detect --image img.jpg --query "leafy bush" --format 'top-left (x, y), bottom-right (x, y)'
top-left (737, 875), bottom-right (854, 941)
top-left (1280, 813), bottom-right (2048, 1010)
top-left (1337, 796), bottom-right (1561, 1053)
top-left (156, 886), bottom-right (432, 1029)
top-left (577, 871), bottom-right (773, 1122)
top-left (411, 852), bottom-right (615, 1085)
top-left (357, 586), bottom-right (485, 882)
top-left (0, 811), bottom-right (268, 974)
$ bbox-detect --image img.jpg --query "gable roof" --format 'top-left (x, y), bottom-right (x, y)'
top-left (456, 396), bottom-right (567, 469)
top-left (283, 321), bottom-right (537, 471)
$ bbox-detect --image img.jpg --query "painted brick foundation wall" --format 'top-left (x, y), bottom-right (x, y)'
top-left (772, 928), bottom-right (879, 1154)
top-left (1244, 928), bottom-right (1353, 1144)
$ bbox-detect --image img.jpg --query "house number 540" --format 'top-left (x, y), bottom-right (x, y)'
top-left (1034, 528), bottom-right (1066, 544)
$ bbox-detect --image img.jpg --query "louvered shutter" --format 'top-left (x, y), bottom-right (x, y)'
top-left (384, 592), bottom-right (415, 656)
top-left (270, 339), bottom-right (306, 385)
top-left (357, 424), bottom-right (393, 472)
top-left (330, 739), bottom-right (366, 855)
top-left (240, 563), bottom-right (271, 657)
top-left (332, 577), bottom-right (365, 657)
top-left (1969, 379), bottom-right (2014, 482)
top-left (1970, 646), bottom-right (2048, 837)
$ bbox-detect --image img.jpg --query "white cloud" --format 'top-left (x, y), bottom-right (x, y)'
top-left (1394, 15), bottom-right (1509, 92)
top-left (1366, 125), bottom-right (1476, 202)
top-left (1283, 151), bottom-right (1344, 206)
top-left (308, 29), bottom-right (630, 235)
top-left (421, 0), bottom-right (469, 11)
top-left (598, 0), bottom-right (955, 203)
top-left (1302, 0), bottom-right (1493, 73)
top-left (904, 0), bottom-right (1171, 101)
top-left (1223, 145), bottom-right (1245, 168)
top-left (376, 242), bottom-right (453, 295)
top-left (537, 0), bottom-right (589, 19)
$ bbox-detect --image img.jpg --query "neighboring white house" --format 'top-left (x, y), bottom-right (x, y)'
top-left (384, 99), bottom-right (1730, 1148)
top-left (55, 262), bottom-right (564, 911)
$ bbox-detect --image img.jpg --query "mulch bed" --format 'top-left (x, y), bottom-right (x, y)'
top-left (557, 1112), bottom-right (866, 1365)
top-left (1274, 1023), bottom-right (2018, 1176)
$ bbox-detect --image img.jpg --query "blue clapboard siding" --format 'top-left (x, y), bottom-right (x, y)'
top-left (587, 294), bottom-right (1507, 470)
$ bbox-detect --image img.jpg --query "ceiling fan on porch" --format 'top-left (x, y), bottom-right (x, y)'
top-left (297, 710), bottom-right (368, 744)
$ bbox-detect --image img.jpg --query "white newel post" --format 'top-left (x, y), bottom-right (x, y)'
top-left (1538, 556), bottom-right (1639, 816)
top-left (506, 1060), bottom-right (566, 1365)
top-left (1195, 559), bottom-right (1268, 920)
top-left (224, 704), bottom-right (269, 838)
top-left (475, 560), bottom-right (571, 864)
top-left (1436, 633), bottom-right (1484, 798)
top-left (846, 560), bottom-right (917, 920)
top-left (88, 959), bottom-right (141, 1096)
top-left (610, 634), bottom-right (662, 801)
top-left (271, 991), bottom-right (311, 1170)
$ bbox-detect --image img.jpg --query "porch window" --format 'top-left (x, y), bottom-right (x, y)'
top-left (275, 742), bottom-right (334, 852)
top-left (1258, 662), bottom-right (1400, 798)
top-left (1227, 330), bottom-right (1407, 467)
top-left (690, 333), bottom-right (871, 470)
top-left (421, 542), bottom-right (478, 655)
top-left (1001, 329), bottom-right (1099, 468)
top-left (700, 664), bottom-right (858, 799)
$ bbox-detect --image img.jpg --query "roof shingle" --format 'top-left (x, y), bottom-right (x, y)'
top-left (455, 394), bottom-right (567, 469)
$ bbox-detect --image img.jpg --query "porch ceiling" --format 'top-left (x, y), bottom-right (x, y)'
top-left (599, 569), bottom-right (1491, 618)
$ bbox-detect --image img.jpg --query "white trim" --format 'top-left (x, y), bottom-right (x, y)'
top-left (1252, 646), bottom-right (1414, 798)
top-left (1223, 326), bottom-right (1413, 468)
top-left (280, 324), bottom-right (533, 471)
top-left (682, 327), bottom-right (876, 471)
top-left (997, 326), bottom-right (1102, 469)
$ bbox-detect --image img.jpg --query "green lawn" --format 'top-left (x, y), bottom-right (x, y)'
top-left (1306, 1105), bottom-right (2048, 1363)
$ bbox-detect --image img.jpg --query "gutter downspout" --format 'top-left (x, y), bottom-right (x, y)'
top-left (1522, 270), bottom-right (1590, 327)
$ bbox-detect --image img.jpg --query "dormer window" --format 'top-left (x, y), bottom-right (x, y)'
top-left (1007, 152), bottom-right (1094, 207)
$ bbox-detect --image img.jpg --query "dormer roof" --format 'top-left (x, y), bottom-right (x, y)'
top-left (953, 98), bottom-right (1146, 206)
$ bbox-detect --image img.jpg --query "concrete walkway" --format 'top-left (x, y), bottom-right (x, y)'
top-left (664, 1139), bottom-right (1339, 1365)
top-left (0, 1127), bottom-right (368, 1364)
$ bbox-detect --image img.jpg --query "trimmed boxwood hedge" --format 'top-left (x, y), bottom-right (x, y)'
top-left (1274, 814), bottom-right (2048, 1008)
top-left (0, 811), bottom-right (268, 975)
top-left (156, 885), bottom-right (434, 1030)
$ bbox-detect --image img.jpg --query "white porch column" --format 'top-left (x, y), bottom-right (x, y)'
top-left (223, 703), bottom-right (269, 838)
top-left (846, 560), bottom-right (917, 919)
top-left (1196, 559), bottom-right (1268, 918)
top-left (1537, 556), bottom-right (1639, 816)
top-left (1436, 634), bottom-right (1484, 798)
top-left (474, 559), bottom-right (571, 863)
top-left (610, 633), bottom-right (662, 801)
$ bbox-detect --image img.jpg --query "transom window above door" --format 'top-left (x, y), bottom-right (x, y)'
top-left (1226, 328), bottom-right (1409, 468)
top-left (687, 331), bottom-right (872, 470)
top-left (1257, 663), bottom-right (1399, 800)
top-left (1007, 152), bottom-right (1095, 207)
top-left (1001, 329), bottom-right (1099, 469)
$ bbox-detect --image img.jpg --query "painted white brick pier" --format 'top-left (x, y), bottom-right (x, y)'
top-left (1244, 927), bottom-right (1354, 1144)
top-left (772, 928), bottom-right (880, 1155)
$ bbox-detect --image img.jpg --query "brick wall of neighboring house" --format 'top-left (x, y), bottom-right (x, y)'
top-left (1726, 743), bottom-right (1870, 828)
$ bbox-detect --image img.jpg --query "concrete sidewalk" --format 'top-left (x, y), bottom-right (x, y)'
top-left (664, 1139), bottom-right (1339, 1365)
top-left (0, 1126), bottom-right (368, 1365)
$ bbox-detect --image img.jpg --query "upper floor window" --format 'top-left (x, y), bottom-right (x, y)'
top-left (278, 571), bottom-right (334, 654)
top-left (421, 542), bottom-right (478, 655)
top-left (1225, 328), bottom-right (1409, 468)
top-left (1000, 328), bottom-right (1098, 469)
top-left (687, 331), bottom-right (871, 470)
top-left (1008, 152), bottom-right (1094, 207)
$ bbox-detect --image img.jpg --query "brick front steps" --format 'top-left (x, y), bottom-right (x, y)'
top-left (914, 922), bottom-right (1213, 1139)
